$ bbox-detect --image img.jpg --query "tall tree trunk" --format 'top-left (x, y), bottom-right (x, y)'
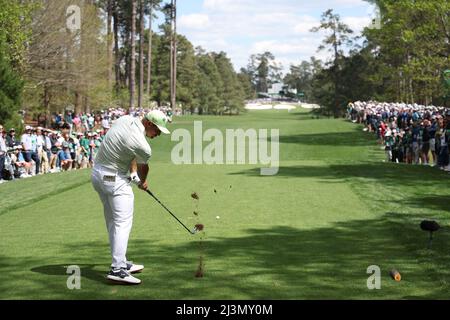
top-left (170, 6), bottom-right (174, 109)
top-left (124, 30), bottom-right (130, 88)
top-left (173, 0), bottom-right (177, 110)
top-left (138, 0), bottom-right (144, 109)
top-left (333, 30), bottom-right (339, 118)
top-left (146, 5), bottom-right (153, 98)
top-left (75, 91), bottom-right (82, 115)
top-left (170, 0), bottom-right (177, 110)
top-left (130, 0), bottom-right (137, 109)
top-left (113, 2), bottom-right (120, 95)
top-left (107, 0), bottom-right (113, 93)
top-left (44, 84), bottom-right (51, 128)
top-left (83, 96), bottom-right (90, 114)
top-left (401, 77), bottom-right (406, 103)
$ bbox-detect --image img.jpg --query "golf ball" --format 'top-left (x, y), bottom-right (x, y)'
top-left (216, 216), bottom-right (220, 219)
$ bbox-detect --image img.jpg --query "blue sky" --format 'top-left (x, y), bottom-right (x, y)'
top-left (155, 0), bottom-right (378, 72)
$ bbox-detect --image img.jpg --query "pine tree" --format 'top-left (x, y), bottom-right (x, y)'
top-left (0, 51), bottom-right (23, 129)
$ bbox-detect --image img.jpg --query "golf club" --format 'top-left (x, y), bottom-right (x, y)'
top-left (146, 189), bottom-right (198, 235)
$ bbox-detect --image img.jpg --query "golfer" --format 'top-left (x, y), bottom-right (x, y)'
top-left (91, 110), bottom-right (170, 284)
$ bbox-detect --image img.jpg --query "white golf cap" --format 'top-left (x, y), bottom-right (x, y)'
top-left (145, 110), bottom-right (170, 134)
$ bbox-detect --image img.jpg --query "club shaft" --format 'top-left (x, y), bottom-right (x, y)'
top-left (146, 190), bottom-right (194, 234)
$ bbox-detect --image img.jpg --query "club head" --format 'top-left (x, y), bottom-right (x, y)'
top-left (192, 224), bottom-right (204, 234)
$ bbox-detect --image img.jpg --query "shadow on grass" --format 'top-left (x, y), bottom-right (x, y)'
top-left (31, 264), bottom-right (106, 285)
top-left (230, 162), bottom-right (450, 188)
top-left (1, 212), bottom-right (449, 299)
top-left (279, 130), bottom-right (376, 147)
top-left (403, 196), bottom-right (450, 213)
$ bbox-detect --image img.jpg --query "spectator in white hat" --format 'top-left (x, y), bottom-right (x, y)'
top-left (21, 126), bottom-right (40, 176)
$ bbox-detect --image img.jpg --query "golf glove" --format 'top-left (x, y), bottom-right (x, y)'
top-left (129, 172), bottom-right (141, 185)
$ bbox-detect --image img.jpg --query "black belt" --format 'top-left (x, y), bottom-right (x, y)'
top-left (103, 175), bottom-right (116, 182)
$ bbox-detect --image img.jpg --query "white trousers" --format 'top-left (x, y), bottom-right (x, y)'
top-left (91, 164), bottom-right (134, 269)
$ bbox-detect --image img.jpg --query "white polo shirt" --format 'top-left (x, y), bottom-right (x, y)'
top-left (95, 115), bottom-right (152, 174)
top-left (21, 134), bottom-right (33, 151)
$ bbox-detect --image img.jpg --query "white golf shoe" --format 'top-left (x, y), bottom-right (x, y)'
top-left (107, 268), bottom-right (141, 284)
top-left (126, 261), bottom-right (144, 273)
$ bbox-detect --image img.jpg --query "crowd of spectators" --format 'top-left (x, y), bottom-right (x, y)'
top-left (347, 101), bottom-right (450, 172)
top-left (0, 107), bottom-right (174, 184)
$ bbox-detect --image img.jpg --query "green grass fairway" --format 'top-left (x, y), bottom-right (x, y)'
top-left (1, 108), bottom-right (449, 299)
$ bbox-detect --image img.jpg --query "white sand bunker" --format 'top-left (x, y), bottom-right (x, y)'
top-left (245, 103), bottom-right (273, 110)
top-left (301, 103), bottom-right (321, 109)
top-left (273, 104), bottom-right (297, 110)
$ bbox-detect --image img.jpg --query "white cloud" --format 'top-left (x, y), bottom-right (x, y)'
top-left (204, 0), bottom-right (367, 11)
top-left (294, 16), bottom-right (320, 34)
top-left (179, 14), bottom-right (210, 29)
top-left (203, 0), bottom-right (297, 13)
top-left (342, 16), bottom-right (372, 33)
top-left (177, 0), bottom-right (371, 72)
top-left (251, 40), bottom-right (317, 55)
